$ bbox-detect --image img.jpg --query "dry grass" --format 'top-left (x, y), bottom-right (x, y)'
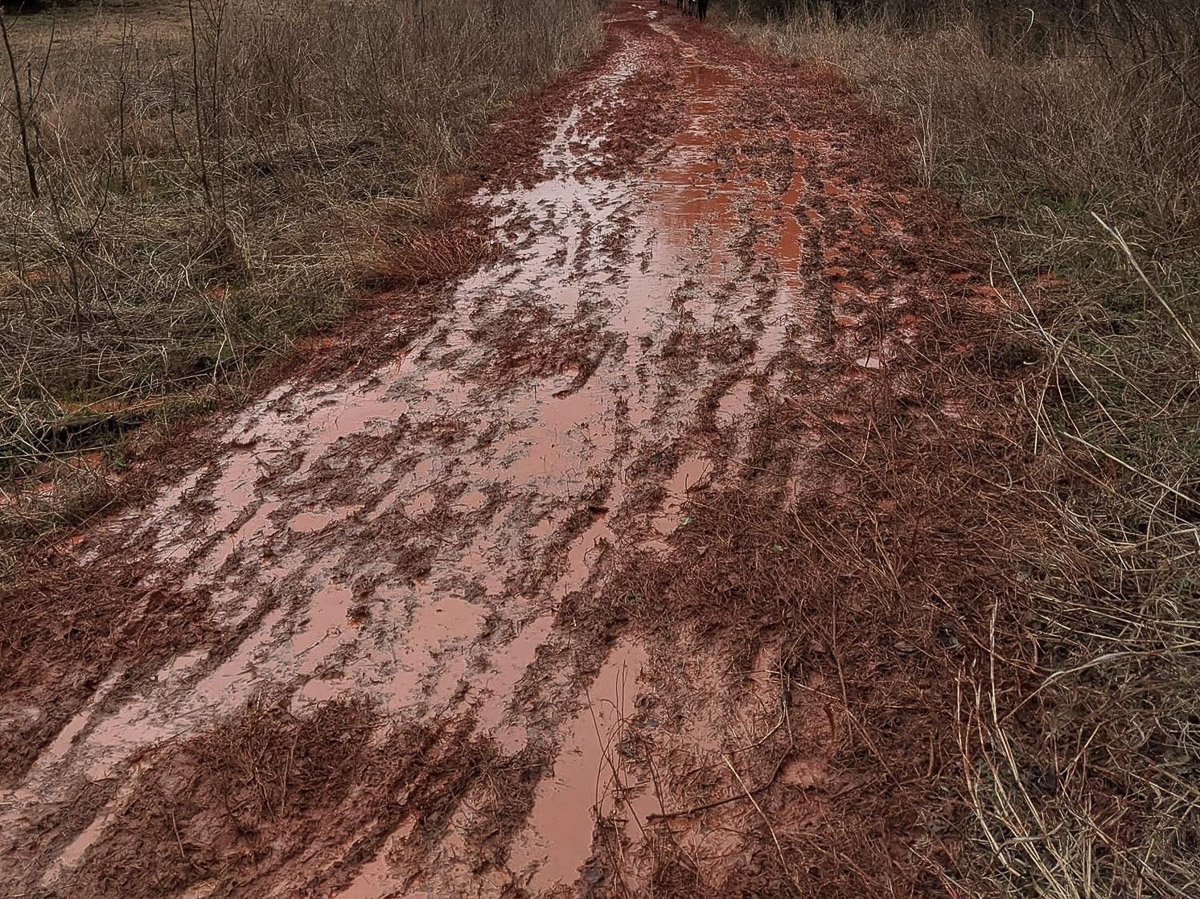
top-left (732, 6), bottom-right (1200, 897)
top-left (0, 0), bottom-right (600, 487)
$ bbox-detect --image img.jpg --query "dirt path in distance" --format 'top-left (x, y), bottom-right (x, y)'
top-left (1, 3), bottom-right (1032, 896)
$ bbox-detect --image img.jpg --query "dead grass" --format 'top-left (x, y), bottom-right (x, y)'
top-left (731, 6), bottom-right (1200, 897)
top-left (0, 0), bottom-right (601, 531)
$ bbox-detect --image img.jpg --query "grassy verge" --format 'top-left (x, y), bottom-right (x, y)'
top-left (730, 6), bottom-right (1200, 897)
top-left (0, 0), bottom-right (601, 554)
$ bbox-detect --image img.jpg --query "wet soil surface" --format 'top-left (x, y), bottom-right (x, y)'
top-left (1, 4), bottom-right (1029, 896)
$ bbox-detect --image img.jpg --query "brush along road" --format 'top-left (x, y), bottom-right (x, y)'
top-left (1, 2), bottom-right (1030, 895)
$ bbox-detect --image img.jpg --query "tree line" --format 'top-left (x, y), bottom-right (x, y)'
top-left (745, 0), bottom-right (1199, 105)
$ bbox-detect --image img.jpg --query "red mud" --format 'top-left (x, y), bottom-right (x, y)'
top-left (0, 3), bottom-right (1032, 897)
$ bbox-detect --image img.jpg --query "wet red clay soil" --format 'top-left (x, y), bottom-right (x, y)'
top-left (0, 3), bottom-right (1033, 896)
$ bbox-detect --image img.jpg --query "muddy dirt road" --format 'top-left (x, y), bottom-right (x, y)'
top-left (1, 3), bottom-right (1027, 896)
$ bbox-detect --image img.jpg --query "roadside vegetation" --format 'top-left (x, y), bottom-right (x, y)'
top-left (0, 0), bottom-right (600, 555)
top-left (732, 0), bottom-right (1200, 895)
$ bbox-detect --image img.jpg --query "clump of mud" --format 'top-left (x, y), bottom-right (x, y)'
top-left (57, 696), bottom-right (507, 898)
top-left (0, 552), bottom-right (217, 787)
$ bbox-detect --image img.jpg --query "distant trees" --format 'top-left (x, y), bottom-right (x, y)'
top-left (742, 0), bottom-right (1194, 36)
top-left (743, 0), bottom-right (1200, 90)
top-left (0, 0), bottom-right (53, 12)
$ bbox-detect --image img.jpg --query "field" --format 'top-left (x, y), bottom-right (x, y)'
top-left (2, 0), bottom-right (1199, 896)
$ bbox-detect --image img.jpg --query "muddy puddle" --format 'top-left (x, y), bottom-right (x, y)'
top-left (509, 640), bottom-right (648, 891)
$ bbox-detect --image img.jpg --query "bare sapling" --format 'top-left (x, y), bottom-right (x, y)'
top-left (187, 0), bottom-right (213, 206)
top-left (0, 5), bottom-right (38, 198)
